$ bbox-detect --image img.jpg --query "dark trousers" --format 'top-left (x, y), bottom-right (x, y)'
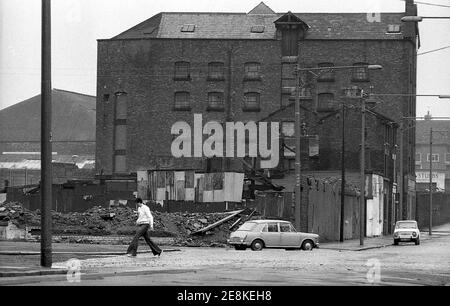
top-left (126, 224), bottom-right (162, 256)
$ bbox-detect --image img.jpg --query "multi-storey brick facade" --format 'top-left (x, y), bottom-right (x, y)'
top-left (96, 1), bottom-right (418, 221)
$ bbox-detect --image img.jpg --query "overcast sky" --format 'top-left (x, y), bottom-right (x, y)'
top-left (1, 0), bottom-right (449, 117)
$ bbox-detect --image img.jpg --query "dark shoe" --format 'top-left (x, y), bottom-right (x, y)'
top-left (157, 250), bottom-right (163, 257)
top-left (127, 253), bottom-right (136, 257)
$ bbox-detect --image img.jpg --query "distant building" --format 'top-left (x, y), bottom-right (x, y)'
top-left (96, 1), bottom-right (419, 226)
top-left (0, 89), bottom-right (96, 189)
top-left (415, 120), bottom-right (450, 192)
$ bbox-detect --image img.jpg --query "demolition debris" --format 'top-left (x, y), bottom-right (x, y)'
top-left (0, 202), bottom-right (257, 247)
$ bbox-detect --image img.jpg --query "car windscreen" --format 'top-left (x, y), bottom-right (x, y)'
top-left (396, 222), bottom-right (417, 229)
top-left (237, 222), bottom-right (258, 231)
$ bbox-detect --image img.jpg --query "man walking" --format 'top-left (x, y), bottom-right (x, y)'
top-left (126, 198), bottom-right (162, 257)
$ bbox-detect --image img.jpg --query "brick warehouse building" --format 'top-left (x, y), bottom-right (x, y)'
top-left (96, 2), bottom-right (419, 230)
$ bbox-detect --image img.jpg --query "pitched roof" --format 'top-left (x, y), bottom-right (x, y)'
top-left (248, 2), bottom-right (276, 15)
top-left (110, 3), bottom-right (406, 40)
top-left (0, 89), bottom-right (96, 142)
top-left (416, 120), bottom-right (450, 145)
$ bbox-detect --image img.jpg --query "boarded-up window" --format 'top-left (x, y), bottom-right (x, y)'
top-left (114, 155), bottom-right (126, 173)
top-left (114, 125), bottom-right (127, 150)
top-left (115, 93), bottom-right (127, 120)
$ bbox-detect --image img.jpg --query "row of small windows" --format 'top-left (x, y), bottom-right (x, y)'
top-left (315, 62), bottom-right (370, 82)
top-left (175, 61), bottom-right (370, 82)
top-left (174, 62), bottom-right (261, 81)
top-left (174, 92), bottom-right (260, 111)
top-left (180, 24), bottom-right (266, 34)
top-left (415, 153), bottom-right (450, 163)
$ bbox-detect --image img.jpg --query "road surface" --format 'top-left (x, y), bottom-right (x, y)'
top-left (1, 233), bottom-right (449, 286)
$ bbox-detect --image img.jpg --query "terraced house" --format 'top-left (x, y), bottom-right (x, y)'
top-left (95, 1), bottom-right (419, 233)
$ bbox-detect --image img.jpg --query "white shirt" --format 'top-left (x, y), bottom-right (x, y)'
top-left (136, 204), bottom-right (154, 228)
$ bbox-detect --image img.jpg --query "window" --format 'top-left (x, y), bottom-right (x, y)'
top-left (282, 122), bottom-right (295, 137)
top-left (280, 223), bottom-right (292, 232)
top-left (103, 94), bottom-right (110, 102)
top-left (317, 93), bottom-right (335, 111)
top-left (352, 63), bottom-right (369, 82)
top-left (427, 154), bottom-right (439, 162)
top-left (208, 62), bottom-right (224, 80)
top-left (317, 62), bottom-right (335, 82)
top-left (387, 24), bottom-right (401, 33)
top-left (415, 153), bottom-right (421, 163)
top-left (181, 24), bottom-right (195, 32)
top-left (251, 25), bottom-right (265, 33)
top-left (267, 223), bottom-right (279, 232)
top-left (243, 92), bottom-right (260, 111)
top-left (174, 61), bottom-right (190, 80)
top-left (446, 153), bottom-right (450, 164)
top-left (174, 92), bottom-right (191, 110)
top-left (207, 92), bottom-right (224, 111)
top-left (244, 62), bottom-right (261, 80)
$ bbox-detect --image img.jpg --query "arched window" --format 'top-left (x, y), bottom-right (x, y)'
top-left (243, 92), bottom-right (261, 111)
top-left (244, 62), bottom-right (261, 80)
top-left (207, 92), bottom-right (224, 110)
top-left (174, 61), bottom-right (190, 80)
top-left (208, 62), bottom-right (225, 80)
top-left (174, 91), bottom-right (191, 110)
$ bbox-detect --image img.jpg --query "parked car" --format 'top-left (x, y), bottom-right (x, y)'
top-left (393, 220), bottom-right (420, 245)
top-left (228, 220), bottom-right (320, 251)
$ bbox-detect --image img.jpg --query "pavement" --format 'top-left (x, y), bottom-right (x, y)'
top-left (1, 223), bottom-right (449, 279)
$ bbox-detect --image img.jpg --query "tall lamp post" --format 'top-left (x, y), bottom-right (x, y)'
top-left (294, 64), bottom-right (382, 243)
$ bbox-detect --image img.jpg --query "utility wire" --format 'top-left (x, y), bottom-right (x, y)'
top-left (418, 45), bottom-right (450, 55)
top-left (399, 0), bottom-right (450, 8)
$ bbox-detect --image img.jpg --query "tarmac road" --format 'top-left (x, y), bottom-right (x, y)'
top-left (1, 233), bottom-right (449, 286)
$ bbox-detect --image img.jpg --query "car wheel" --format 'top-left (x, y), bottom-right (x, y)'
top-left (234, 245), bottom-right (246, 251)
top-left (415, 238), bottom-right (420, 245)
top-left (301, 240), bottom-right (314, 251)
top-left (251, 239), bottom-right (264, 251)
top-left (394, 239), bottom-right (399, 245)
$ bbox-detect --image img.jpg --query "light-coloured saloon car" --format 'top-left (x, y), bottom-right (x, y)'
top-left (228, 220), bottom-right (320, 251)
top-left (393, 220), bottom-right (420, 245)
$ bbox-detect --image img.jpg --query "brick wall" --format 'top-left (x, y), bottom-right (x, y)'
top-left (97, 38), bottom-right (415, 178)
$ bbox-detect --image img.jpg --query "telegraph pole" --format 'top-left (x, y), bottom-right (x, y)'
top-left (340, 104), bottom-right (346, 242)
top-left (360, 91), bottom-right (366, 246)
top-left (294, 61), bottom-right (302, 231)
top-left (41, 0), bottom-right (53, 267)
top-left (429, 127), bottom-right (433, 236)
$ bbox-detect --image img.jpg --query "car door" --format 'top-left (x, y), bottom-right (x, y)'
top-left (260, 222), bottom-right (281, 247)
top-left (279, 222), bottom-right (302, 247)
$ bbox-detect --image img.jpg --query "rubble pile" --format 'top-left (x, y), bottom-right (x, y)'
top-left (0, 202), bottom-right (40, 226)
top-left (0, 202), bottom-right (254, 247)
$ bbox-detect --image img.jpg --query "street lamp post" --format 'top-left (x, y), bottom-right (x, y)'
top-left (360, 90), bottom-right (366, 246)
top-left (401, 16), bottom-right (450, 22)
